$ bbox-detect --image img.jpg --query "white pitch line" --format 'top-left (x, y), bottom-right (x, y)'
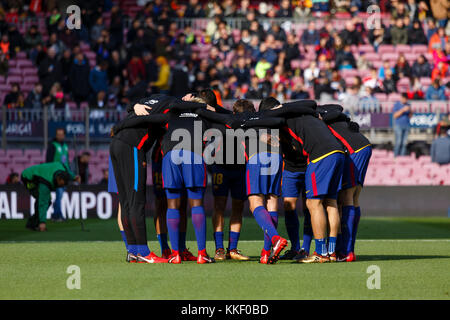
top-left (239, 239), bottom-right (450, 242)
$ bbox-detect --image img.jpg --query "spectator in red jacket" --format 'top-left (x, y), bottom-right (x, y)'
top-left (127, 52), bottom-right (146, 85)
top-left (0, 34), bottom-right (11, 59)
top-left (431, 61), bottom-right (449, 81)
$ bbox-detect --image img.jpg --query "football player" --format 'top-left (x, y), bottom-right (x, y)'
top-left (197, 99), bottom-right (316, 264)
top-left (317, 104), bottom-right (372, 262)
top-left (268, 102), bottom-right (345, 263)
top-left (197, 90), bottom-right (250, 261)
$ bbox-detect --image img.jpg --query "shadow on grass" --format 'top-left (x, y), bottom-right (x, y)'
top-left (243, 255), bottom-right (450, 263)
top-left (355, 255), bottom-right (450, 262)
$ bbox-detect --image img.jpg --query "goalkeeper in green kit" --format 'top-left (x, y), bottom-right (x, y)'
top-left (21, 162), bottom-right (80, 231)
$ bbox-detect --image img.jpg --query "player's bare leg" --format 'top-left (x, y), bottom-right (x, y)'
top-left (166, 197), bottom-right (182, 263)
top-left (117, 203), bottom-right (123, 230)
top-left (281, 197), bottom-right (301, 259)
top-left (189, 197), bottom-right (214, 264)
top-left (227, 198), bottom-right (249, 260)
top-left (353, 185), bottom-right (362, 207)
top-left (266, 194), bottom-right (278, 212)
top-left (249, 194), bottom-right (287, 264)
top-left (230, 199), bottom-right (244, 233)
top-left (324, 198), bottom-right (340, 261)
top-left (178, 195), bottom-right (196, 261)
top-left (351, 185), bottom-right (363, 257)
top-left (298, 199), bottom-right (330, 263)
top-left (154, 198), bottom-right (168, 234)
top-left (118, 203), bottom-right (135, 262)
top-left (154, 197), bottom-right (170, 258)
top-left (338, 186), bottom-right (358, 262)
top-left (213, 196), bottom-right (227, 260)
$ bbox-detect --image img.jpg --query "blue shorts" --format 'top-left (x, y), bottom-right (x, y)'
top-left (210, 164), bottom-right (247, 200)
top-left (162, 149), bottom-right (207, 193)
top-left (165, 187), bottom-right (205, 200)
top-left (107, 156), bottom-right (118, 193)
top-left (341, 146), bottom-right (372, 190)
top-left (281, 169), bottom-right (306, 198)
top-left (246, 152), bottom-right (282, 197)
top-left (305, 152), bottom-right (345, 199)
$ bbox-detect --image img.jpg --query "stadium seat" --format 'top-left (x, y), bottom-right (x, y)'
top-left (378, 45), bottom-right (395, 55)
top-left (16, 52), bottom-right (27, 59)
top-left (0, 169), bottom-right (10, 184)
top-left (424, 53), bottom-right (433, 62)
top-left (8, 68), bottom-right (22, 75)
top-left (23, 76), bottom-right (39, 84)
top-left (290, 60), bottom-right (302, 69)
top-left (417, 156), bottom-right (431, 164)
top-left (357, 44), bottom-right (375, 53)
top-left (404, 52), bottom-right (417, 62)
top-left (372, 60), bottom-right (383, 69)
top-left (394, 155), bottom-right (415, 165)
top-left (67, 102), bottom-right (77, 109)
top-left (393, 166), bottom-right (412, 178)
top-left (381, 52), bottom-right (399, 62)
top-left (16, 60), bottom-right (33, 68)
top-left (396, 77), bottom-right (410, 93)
top-left (341, 69), bottom-right (359, 78)
top-left (381, 101), bottom-right (395, 113)
top-left (22, 68), bottom-right (38, 76)
top-left (13, 156), bottom-right (30, 164)
top-left (410, 101), bottom-right (429, 113)
top-left (419, 77), bottom-right (432, 87)
top-left (430, 101), bottom-right (448, 113)
top-left (387, 93), bottom-right (402, 102)
top-left (374, 93), bottom-right (387, 102)
top-left (412, 45), bottom-right (428, 54)
top-left (395, 45), bottom-right (411, 54)
top-left (300, 60), bottom-right (311, 70)
top-left (363, 52), bottom-right (379, 61)
top-left (6, 75), bottom-right (22, 84)
top-left (0, 84), bottom-right (11, 92)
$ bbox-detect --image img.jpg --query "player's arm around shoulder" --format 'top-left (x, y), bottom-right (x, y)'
top-left (264, 100), bottom-right (318, 118)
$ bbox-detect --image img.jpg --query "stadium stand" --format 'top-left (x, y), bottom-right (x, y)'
top-left (0, 0), bottom-right (449, 185)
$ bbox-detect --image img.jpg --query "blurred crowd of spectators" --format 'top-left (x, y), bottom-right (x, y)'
top-left (0, 0), bottom-right (449, 115)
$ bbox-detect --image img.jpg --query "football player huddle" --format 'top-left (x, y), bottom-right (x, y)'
top-left (108, 89), bottom-right (372, 265)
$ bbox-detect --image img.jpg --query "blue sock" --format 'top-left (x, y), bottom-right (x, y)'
top-left (301, 209), bottom-right (313, 254)
top-left (167, 208), bottom-right (180, 253)
top-left (120, 230), bottom-right (129, 251)
top-left (327, 236), bottom-right (337, 255)
top-left (157, 233), bottom-right (169, 252)
top-left (214, 231), bottom-right (224, 250)
top-left (192, 206), bottom-right (206, 251)
top-left (314, 238), bottom-right (327, 256)
top-left (179, 231), bottom-right (186, 252)
top-left (253, 206), bottom-right (279, 248)
top-left (285, 210), bottom-right (300, 251)
top-left (128, 244), bottom-right (138, 255)
top-left (228, 231), bottom-right (240, 250)
top-left (263, 211), bottom-right (279, 250)
top-left (269, 211), bottom-right (278, 228)
top-left (351, 207), bottom-right (361, 252)
top-left (342, 206), bottom-right (356, 255)
top-left (136, 244), bottom-right (150, 257)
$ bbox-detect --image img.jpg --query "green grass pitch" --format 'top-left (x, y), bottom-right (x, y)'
top-left (0, 217), bottom-right (449, 300)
